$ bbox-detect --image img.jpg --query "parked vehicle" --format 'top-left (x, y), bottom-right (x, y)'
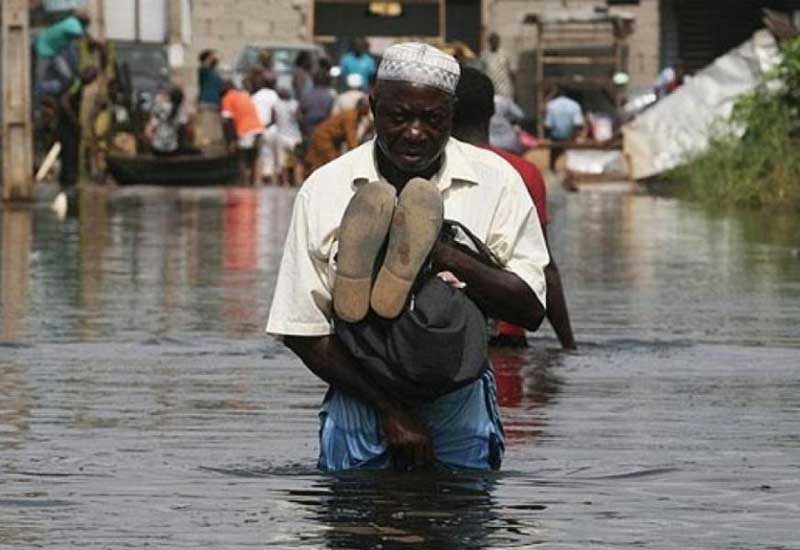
top-left (114, 41), bottom-right (170, 113)
top-left (231, 42), bottom-right (329, 96)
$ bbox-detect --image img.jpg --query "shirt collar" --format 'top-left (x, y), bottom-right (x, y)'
top-left (352, 138), bottom-right (480, 192)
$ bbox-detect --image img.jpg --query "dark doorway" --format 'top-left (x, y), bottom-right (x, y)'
top-left (446, 0), bottom-right (483, 54)
top-left (314, 1), bottom-right (441, 38)
top-left (671, 0), bottom-right (800, 72)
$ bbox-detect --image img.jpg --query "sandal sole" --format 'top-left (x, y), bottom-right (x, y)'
top-left (370, 177), bottom-right (443, 319)
top-left (333, 182), bottom-right (397, 322)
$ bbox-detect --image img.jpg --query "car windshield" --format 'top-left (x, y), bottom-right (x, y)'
top-left (115, 46), bottom-right (169, 95)
top-left (122, 50), bottom-right (168, 76)
top-left (237, 47), bottom-right (309, 73)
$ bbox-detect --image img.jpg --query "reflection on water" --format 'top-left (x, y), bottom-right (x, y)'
top-left (491, 346), bottom-right (563, 443)
top-left (1, 184), bottom-right (799, 548)
top-left (289, 471), bottom-right (505, 549)
top-left (1, 208), bottom-right (32, 341)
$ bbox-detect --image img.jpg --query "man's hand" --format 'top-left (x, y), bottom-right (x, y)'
top-left (429, 238), bottom-right (546, 331)
top-left (382, 408), bottom-right (434, 469)
top-left (429, 238), bottom-right (458, 274)
top-left (285, 335), bottom-right (435, 468)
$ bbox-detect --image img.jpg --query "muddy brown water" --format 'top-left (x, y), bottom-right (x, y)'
top-left (1, 185), bottom-right (798, 549)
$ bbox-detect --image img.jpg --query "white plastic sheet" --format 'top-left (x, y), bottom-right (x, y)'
top-left (623, 30), bottom-right (781, 180)
top-left (566, 149), bottom-right (626, 176)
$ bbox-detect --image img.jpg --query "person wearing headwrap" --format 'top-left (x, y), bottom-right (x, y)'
top-left (267, 43), bottom-right (550, 472)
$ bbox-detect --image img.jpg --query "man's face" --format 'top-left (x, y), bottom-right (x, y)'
top-left (489, 34), bottom-right (500, 51)
top-left (371, 81), bottom-right (453, 174)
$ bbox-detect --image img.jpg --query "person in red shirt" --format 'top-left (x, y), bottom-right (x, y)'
top-left (453, 67), bottom-right (576, 350)
top-left (221, 80), bottom-right (264, 185)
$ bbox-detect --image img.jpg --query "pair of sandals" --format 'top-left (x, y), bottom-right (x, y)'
top-left (333, 178), bottom-right (444, 323)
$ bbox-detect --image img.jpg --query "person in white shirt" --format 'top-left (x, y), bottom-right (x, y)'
top-left (545, 88), bottom-right (585, 142)
top-left (250, 72), bottom-right (280, 183)
top-left (266, 43), bottom-right (549, 471)
top-left (481, 32), bottom-right (516, 99)
top-left (271, 87), bottom-right (303, 185)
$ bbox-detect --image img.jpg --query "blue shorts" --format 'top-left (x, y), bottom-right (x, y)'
top-left (318, 369), bottom-right (505, 471)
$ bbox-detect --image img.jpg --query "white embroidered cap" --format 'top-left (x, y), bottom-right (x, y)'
top-left (376, 42), bottom-right (461, 95)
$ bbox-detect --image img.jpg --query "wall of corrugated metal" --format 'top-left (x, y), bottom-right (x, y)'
top-left (673, 0), bottom-right (800, 71)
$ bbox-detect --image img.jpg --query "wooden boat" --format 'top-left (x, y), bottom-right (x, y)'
top-left (106, 150), bottom-right (240, 186)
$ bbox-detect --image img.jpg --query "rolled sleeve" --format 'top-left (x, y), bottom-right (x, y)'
top-left (266, 192), bottom-right (334, 336)
top-left (485, 180), bottom-right (549, 307)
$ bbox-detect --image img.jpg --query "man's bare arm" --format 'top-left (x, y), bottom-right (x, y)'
top-left (284, 335), bottom-right (397, 411)
top-left (431, 240), bottom-right (545, 331)
top-left (544, 259), bottom-right (576, 349)
top-left (541, 228), bottom-right (576, 349)
top-left (283, 335), bottom-right (433, 465)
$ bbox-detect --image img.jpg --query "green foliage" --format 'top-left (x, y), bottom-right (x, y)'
top-left (671, 37), bottom-right (800, 210)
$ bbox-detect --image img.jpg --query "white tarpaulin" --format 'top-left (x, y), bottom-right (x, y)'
top-left (565, 149), bottom-right (627, 176)
top-left (623, 30), bottom-right (781, 180)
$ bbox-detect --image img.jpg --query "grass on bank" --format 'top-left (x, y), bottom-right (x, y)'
top-left (670, 37), bottom-right (800, 210)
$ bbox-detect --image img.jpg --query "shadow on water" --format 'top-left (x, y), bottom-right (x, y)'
top-left (293, 471), bottom-right (511, 549)
top-left (200, 464), bottom-right (549, 549)
top-left (1, 207), bottom-right (33, 343)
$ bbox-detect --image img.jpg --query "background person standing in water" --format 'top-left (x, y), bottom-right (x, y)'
top-left (452, 67), bottom-right (576, 350)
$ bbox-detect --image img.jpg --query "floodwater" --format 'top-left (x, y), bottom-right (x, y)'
top-left (1, 183), bottom-right (798, 549)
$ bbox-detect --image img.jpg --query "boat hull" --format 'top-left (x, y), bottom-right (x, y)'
top-left (107, 152), bottom-right (240, 186)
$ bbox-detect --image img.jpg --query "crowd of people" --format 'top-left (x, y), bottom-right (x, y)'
top-left (30, 10), bottom-right (609, 195)
top-left (33, 9), bottom-right (118, 199)
top-left (191, 32), bottom-right (598, 188)
top-left (186, 39), bottom-right (380, 186)
top-left (32, 13), bottom-right (384, 192)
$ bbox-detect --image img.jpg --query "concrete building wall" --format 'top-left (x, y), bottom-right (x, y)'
top-left (83, 0), bottom-right (663, 109)
top-left (181, 0), bottom-right (661, 102)
top-left (182, 0), bottom-right (308, 99)
top-left (610, 0), bottom-right (660, 89)
top-left (486, 0), bottom-right (661, 107)
top-left (488, 0), bottom-right (604, 52)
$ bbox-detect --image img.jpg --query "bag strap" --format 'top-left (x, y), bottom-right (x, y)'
top-left (441, 219), bottom-right (503, 270)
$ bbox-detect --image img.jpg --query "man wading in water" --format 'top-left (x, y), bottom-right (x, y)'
top-left (267, 43), bottom-right (550, 471)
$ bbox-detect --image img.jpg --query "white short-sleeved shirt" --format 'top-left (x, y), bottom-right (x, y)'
top-left (266, 138), bottom-right (549, 337)
top-left (545, 96), bottom-right (585, 140)
top-left (252, 88), bottom-right (279, 127)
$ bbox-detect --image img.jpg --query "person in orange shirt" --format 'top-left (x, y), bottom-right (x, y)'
top-left (221, 80), bottom-right (264, 185)
top-left (304, 98), bottom-right (371, 173)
